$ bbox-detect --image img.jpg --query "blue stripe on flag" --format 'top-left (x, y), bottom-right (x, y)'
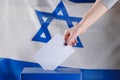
top-left (69, 0), bottom-right (95, 3)
top-left (81, 69), bottom-right (120, 80)
top-left (0, 58), bottom-right (40, 80)
top-left (0, 58), bottom-right (120, 80)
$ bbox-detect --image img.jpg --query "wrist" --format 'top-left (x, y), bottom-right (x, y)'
top-left (77, 23), bottom-right (87, 30)
top-left (75, 23), bottom-right (87, 34)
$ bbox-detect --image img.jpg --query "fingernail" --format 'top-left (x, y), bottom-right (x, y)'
top-left (74, 43), bottom-right (76, 46)
top-left (64, 43), bottom-right (67, 46)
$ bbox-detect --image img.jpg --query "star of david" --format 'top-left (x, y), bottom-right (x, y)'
top-left (32, 1), bottom-right (83, 48)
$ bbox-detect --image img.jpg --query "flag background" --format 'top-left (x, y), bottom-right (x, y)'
top-left (0, 0), bottom-right (120, 80)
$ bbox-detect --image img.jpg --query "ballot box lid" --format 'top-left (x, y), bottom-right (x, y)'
top-left (21, 68), bottom-right (81, 74)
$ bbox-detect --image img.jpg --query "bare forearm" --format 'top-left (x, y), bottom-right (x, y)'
top-left (64, 0), bottom-right (118, 45)
top-left (77, 0), bottom-right (108, 29)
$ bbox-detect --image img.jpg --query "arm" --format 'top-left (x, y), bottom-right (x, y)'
top-left (77, 0), bottom-right (108, 30)
top-left (101, 0), bottom-right (118, 9)
top-left (81, 0), bottom-right (118, 30)
top-left (64, 0), bottom-right (118, 46)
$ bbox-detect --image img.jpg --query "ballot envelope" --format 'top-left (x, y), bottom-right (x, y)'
top-left (33, 34), bottom-right (74, 70)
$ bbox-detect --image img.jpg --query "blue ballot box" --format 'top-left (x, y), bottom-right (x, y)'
top-left (21, 68), bottom-right (82, 80)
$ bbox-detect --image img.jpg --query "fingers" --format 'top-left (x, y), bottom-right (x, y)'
top-left (64, 30), bottom-right (70, 45)
top-left (64, 30), bottom-right (70, 41)
top-left (73, 39), bottom-right (77, 46)
top-left (64, 30), bottom-right (78, 46)
top-left (64, 25), bottom-right (86, 46)
top-left (67, 35), bottom-right (77, 46)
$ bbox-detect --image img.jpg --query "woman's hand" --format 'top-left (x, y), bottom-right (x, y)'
top-left (64, 25), bottom-right (86, 46)
top-left (64, 0), bottom-right (108, 46)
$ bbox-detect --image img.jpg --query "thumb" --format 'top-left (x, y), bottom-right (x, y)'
top-left (64, 30), bottom-right (70, 43)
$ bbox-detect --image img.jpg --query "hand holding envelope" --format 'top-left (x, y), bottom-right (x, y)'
top-left (33, 34), bottom-right (74, 70)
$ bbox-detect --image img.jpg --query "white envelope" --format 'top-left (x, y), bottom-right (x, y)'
top-left (33, 33), bottom-right (74, 70)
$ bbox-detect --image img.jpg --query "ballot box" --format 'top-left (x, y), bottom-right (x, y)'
top-left (21, 68), bottom-right (82, 80)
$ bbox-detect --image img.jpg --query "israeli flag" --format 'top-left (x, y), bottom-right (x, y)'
top-left (0, 0), bottom-right (120, 80)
